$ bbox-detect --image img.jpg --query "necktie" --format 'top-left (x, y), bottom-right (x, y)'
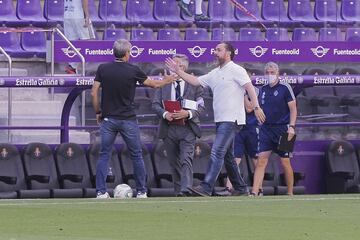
top-left (175, 81), bottom-right (181, 101)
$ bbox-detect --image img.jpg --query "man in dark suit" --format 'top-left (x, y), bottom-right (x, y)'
top-left (152, 54), bottom-right (204, 197)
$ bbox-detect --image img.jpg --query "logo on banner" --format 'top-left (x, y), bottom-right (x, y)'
top-left (337, 145), bottom-right (344, 155)
top-left (34, 147), bottom-right (41, 157)
top-left (187, 46), bottom-right (207, 58)
top-left (61, 46), bottom-right (82, 58)
top-left (311, 46), bottom-right (330, 58)
top-left (249, 46), bottom-right (268, 58)
top-left (130, 46), bottom-right (144, 58)
top-left (1, 148), bottom-right (8, 158)
top-left (66, 147), bottom-right (74, 157)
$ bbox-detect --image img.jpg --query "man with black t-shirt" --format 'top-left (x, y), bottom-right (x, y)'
top-left (91, 39), bottom-right (176, 199)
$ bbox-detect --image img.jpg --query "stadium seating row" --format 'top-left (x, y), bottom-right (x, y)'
top-left (1, 0), bottom-right (359, 28)
top-left (1, 26), bottom-right (359, 58)
top-left (103, 27), bottom-right (360, 41)
top-left (0, 141), bottom-right (216, 199)
top-left (298, 86), bottom-right (360, 122)
top-left (0, 140), bottom-right (307, 199)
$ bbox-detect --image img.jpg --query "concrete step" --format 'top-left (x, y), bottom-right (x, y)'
top-left (0, 115), bottom-right (77, 126)
top-left (0, 88), bottom-right (51, 101)
top-left (8, 130), bottom-right (90, 144)
top-left (0, 100), bottom-right (63, 116)
top-left (0, 68), bottom-right (28, 76)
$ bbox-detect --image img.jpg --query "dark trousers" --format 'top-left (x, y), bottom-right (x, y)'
top-left (164, 124), bottom-right (196, 195)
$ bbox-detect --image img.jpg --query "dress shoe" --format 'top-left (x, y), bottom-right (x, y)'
top-left (214, 187), bottom-right (232, 197)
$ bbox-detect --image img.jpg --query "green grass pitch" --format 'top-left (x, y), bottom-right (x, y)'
top-left (0, 195), bottom-right (359, 240)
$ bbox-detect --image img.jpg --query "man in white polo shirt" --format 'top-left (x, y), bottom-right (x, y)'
top-left (165, 42), bottom-right (266, 196)
top-left (64, 0), bottom-right (93, 74)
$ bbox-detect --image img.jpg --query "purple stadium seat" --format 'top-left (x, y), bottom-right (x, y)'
top-left (131, 28), bottom-right (155, 40)
top-left (103, 28), bottom-right (127, 40)
top-left (234, 0), bottom-right (264, 26)
top-left (292, 28), bottom-right (317, 41)
top-left (0, 27), bottom-right (33, 57)
top-left (288, 0), bottom-right (321, 27)
top-left (266, 28), bottom-right (290, 41)
top-left (262, 0), bottom-right (296, 26)
top-left (341, 0), bottom-right (360, 22)
top-left (158, 28), bottom-right (182, 40)
top-left (21, 28), bottom-right (47, 58)
top-left (153, 0), bottom-right (192, 27)
top-left (185, 28), bottom-right (209, 40)
top-left (211, 28), bottom-right (237, 41)
top-left (314, 0), bottom-right (352, 25)
top-left (16, 0), bottom-right (48, 27)
top-left (44, 0), bottom-right (64, 26)
top-left (126, 0), bottom-right (165, 28)
top-left (205, 0), bottom-right (238, 28)
top-left (239, 28), bottom-right (264, 41)
top-left (0, 0), bottom-right (24, 27)
top-left (98, 0), bottom-right (131, 27)
top-left (318, 28), bottom-right (343, 41)
top-left (345, 28), bottom-right (360, 41)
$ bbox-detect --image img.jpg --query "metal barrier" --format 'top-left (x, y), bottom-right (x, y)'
top-left (0, 27), bottom-right (87, 128)
top-left (1, 75), bottom-right (360, 143)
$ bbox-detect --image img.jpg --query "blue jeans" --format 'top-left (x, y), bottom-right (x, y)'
top-left (201, 122), bottom-right (248, 195)
top-left (96, 118), bottom-right (147, 194)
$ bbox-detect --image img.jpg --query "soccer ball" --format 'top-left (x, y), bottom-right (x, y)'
top-left (113, 184), bottom-right (133, 199)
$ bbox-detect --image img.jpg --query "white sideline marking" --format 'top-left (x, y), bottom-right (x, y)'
top-left (0, 196), bottom-right (360, 207)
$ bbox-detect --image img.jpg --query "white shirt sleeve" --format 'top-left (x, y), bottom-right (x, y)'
top-left (198, 70), bottom-right (215, 88)
top-left (233, 65), bottom-right (251, 87)
top-left (162, 111), bottom-right (169, 119)
top-left (187, 110), bottom-right (193, 119)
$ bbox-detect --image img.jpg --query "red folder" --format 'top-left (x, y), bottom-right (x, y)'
top-left (163, 100), bottom-right (185, 125)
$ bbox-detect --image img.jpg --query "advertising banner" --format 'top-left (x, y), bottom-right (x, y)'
top-left (54, 40), bottom-right (360, 63)
top-left (1, 75), bottom-right (360, 88)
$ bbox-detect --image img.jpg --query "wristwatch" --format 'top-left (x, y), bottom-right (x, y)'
top-left (254, 106), bottom-right (260, 111)
top-left (96, 111), bottom-right (102, 115)
top-left (289, 125), bottom-right (296, 130)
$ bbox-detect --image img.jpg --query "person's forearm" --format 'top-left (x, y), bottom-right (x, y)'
top-left (289, 104), bottom-right (297, 126)
top-left (176, 69), bottom-right (201, 86)
top-left (150, 78), bottom-right (170, 88)
top-left (92, 96), bottom-right (100, 113)
top-left (245, 83), bottom-right (260, 109)
top-left (244, 96), bottom-right (253, 113)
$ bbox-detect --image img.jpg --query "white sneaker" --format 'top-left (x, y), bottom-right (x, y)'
top-left (136, 192), bottom-right (148, 199)
top-left (96, 192), bottom-right (110, 199)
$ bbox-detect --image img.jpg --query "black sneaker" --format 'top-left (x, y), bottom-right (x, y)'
top-left (188, 185), bottom-right (211, 197)
top-left (194, 14), bottom-right (210, 22)
top-left (178, 1), bottom-right (192, 17)
top-left (258, 189), bottom-right (264, 196)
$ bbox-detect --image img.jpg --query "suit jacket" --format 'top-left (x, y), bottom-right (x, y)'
top-left (152, 81), bottom-right (204, 139)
